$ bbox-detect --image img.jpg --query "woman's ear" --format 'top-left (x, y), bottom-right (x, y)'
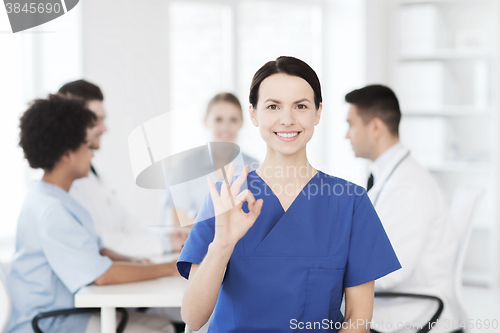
top-left (60, 151), bottom-right (72, 165)
top-left (249, 105), bottom-right (259, 127)
top-left (314, 102), bottom-right (323, 126)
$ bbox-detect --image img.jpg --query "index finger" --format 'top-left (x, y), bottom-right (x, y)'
top-left (207, 176), bottom-right (222, 206)
top-left (230, 165), bottom-right (249, 199)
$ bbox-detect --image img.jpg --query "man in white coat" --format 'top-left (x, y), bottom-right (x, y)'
top-left (59, 80), bottom-right (187, 258)
top-left (59, 80), bottom-right (188, 332)
top-left (345, 85), bottom-right (463, 333)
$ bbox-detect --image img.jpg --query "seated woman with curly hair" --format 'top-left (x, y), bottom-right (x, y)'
top-left (5, 94), bottom-right (177, 333)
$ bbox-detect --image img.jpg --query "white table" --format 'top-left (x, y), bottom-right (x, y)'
top-left (75, 255), bottom-right (188, 333)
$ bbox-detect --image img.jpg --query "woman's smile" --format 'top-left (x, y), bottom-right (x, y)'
top-left (274, 131), bottom-right (301, 142)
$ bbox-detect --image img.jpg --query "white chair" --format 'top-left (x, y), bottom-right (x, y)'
top-left (371, 184), bottom-right (486, 333)
top-left (449, 184), bottom-right (486, 333)
top-left (0, 263), bottom-right (12, 332)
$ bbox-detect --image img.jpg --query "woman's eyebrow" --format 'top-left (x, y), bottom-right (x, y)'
top-left (264, 98), bottom-right (312, 104)
top-left (294, 98), bottom-right (311, 104)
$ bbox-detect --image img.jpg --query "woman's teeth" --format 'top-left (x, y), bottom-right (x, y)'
top-left (276, 132), bottom-right (299, 138)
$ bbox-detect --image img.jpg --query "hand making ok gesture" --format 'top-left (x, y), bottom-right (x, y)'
top-left (207, 164), bottom-right (263, 247)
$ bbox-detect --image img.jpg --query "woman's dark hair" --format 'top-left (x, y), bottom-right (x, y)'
top-left (249, 56), bottom-right (322, 109)
top-left (19, 94), bottom-right (96, 171)
top-left (58, 79), bottom-right (104, 102)
top-left (345, 84), bottom-right (401, 136)
top-left (206, 93), bottom-right (242, 119)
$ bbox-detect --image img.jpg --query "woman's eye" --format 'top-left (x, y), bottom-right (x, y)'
top-left (296, 104), bottom-right (307, 110)
top-left (267, 105), bottom-right (278, 110)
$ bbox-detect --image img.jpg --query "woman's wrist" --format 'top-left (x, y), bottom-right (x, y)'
top-left (208, 240), bottom-right (235, 259)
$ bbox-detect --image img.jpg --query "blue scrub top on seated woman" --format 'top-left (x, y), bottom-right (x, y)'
top-left (177, 170), bottom-right (401, 333)
top-left (5, 181), bottom-right (113, 333)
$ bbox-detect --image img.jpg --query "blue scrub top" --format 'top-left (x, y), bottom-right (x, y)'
top-left (5, 181), bottom-right (113, 333)
top-left (178, 170), bottom-right (401, 332)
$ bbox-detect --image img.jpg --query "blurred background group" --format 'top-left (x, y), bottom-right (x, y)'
top-left (1, 0), bottom-right (499, 325)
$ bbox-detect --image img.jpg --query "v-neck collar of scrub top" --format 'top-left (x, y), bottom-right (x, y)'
top-left (252, 168), bottom-right (320, 213)
top-left (243, 170), bottom-right (325, 257)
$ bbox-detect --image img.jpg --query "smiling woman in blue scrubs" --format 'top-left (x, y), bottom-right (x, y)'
top-left (177, 56), bottom-right (402, 333)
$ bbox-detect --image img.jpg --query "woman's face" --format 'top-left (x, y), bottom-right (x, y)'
top-left (249, 73), bottom-right (322, 157)
top-left (204, 101), bottom-right (243, 143)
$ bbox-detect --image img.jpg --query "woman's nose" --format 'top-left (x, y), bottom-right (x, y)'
top-left (280, 108), bottom-right (294, 126)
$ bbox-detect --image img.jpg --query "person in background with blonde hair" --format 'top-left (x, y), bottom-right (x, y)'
top-left (161, 92), bottom-right (260, 228)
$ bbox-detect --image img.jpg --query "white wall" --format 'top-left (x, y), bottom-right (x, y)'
top-left (82, 0), bottom-right (171, 225)
top-left (322, 0), bottom-right (368, 185)
top-left (81, 0), bottom-right (368, 225)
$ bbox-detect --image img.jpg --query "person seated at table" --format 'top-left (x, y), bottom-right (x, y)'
top-left (161, 92), bottom-right (260, 228)
top-left (57, 79), bottom-right (186, 258)
top-left (5, 94), bottom-right (177, 333)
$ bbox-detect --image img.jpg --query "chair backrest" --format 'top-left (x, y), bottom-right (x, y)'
top-left (449, 184), bottom-right (486, 331)
top-left (0, 262), bottom-right (12, 332)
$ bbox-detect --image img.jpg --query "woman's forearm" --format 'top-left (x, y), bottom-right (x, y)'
top-left (100, 248), bottom-right (135, 262)
top-left (340, 281), bottom-right (374, 333)
top-left (94, 261), bottom-right (177, 285)
top-left (181, 241), bottom-right (235, 331)
top-left (339, 315), bottom-right (372, 333)
top-left (182, 166), bottom-right (261, 330)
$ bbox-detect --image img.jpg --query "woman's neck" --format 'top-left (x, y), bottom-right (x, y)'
top-left (42, 169), bottom-right (74, 192)
top-left (256, 146), bottom-right (316, 184)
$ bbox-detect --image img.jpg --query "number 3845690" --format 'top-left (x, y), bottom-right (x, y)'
top-left (5, 2), bottom-right (62, 14)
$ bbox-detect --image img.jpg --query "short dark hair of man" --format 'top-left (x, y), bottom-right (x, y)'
top-left (58, 79), bottom-right (104, 102)
top-left (19, 94), bottom-right (96, 171)
top-left (345, 84), bottom-right (401, 136)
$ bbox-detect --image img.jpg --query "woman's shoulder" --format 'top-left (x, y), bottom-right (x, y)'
top-left (315, 171), bottom-right (367, 204)
top-left (316, 170), bottom-right (364, 188)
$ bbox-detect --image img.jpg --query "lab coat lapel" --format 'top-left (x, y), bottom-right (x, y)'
top-left (368, 146), bottom-right (410, 206)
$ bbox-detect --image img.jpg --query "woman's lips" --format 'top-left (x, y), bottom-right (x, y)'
top-left (274, 131), bottom-right (301, 142)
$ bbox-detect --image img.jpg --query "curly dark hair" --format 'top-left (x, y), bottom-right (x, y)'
top-left (19, 94), bottom-right (96, 171)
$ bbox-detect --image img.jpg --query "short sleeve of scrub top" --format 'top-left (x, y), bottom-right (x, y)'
top-left (177, 171), bottom-right (400, 332)
top-left (39, 203), bottom-right (113, 294)
top-left (343, 190), bottom-right (402, 288)
top-left (177, 185), bottom-right (217, 279)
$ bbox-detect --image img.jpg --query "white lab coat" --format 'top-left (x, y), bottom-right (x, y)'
top-left (369, 143), bottom-right (462, 333)
top-left (69, 168), bottom-right (169, 258)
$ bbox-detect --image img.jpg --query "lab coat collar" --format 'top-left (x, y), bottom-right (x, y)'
top-left (88, 165), bottom-right (102, 183)
top-left (369, 142), bottom-right (409, 193)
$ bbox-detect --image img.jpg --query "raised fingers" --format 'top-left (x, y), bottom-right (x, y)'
top-left (207, 176), bottom-right (223, 213)
top-left (231, 165), bottom-right (249, 199)
top-left (220, 163), bottom-right (236, 203)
